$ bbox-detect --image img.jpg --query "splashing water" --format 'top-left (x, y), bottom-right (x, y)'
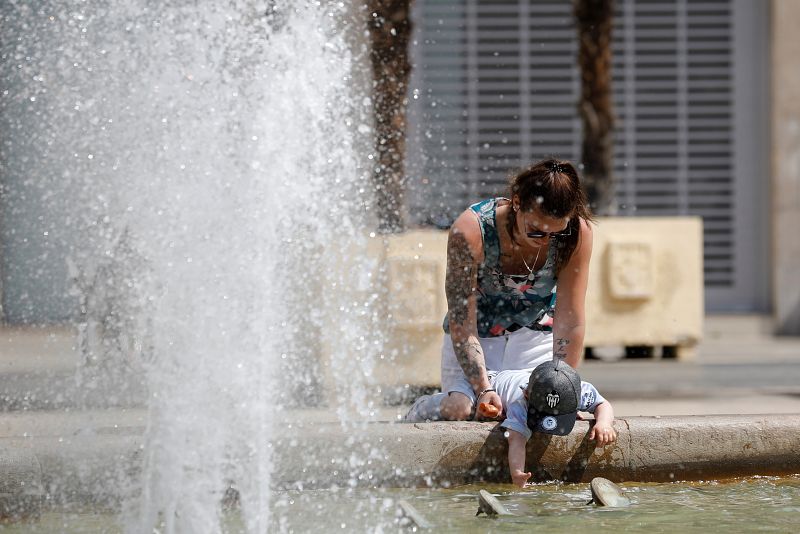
top-left (3, 1), bottom-right (383, 532)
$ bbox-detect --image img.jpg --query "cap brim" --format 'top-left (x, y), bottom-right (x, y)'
top-left (528, 410), bottom-right (577, 436)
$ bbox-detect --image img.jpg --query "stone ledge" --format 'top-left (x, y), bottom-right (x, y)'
top-left (1, 414), bottom-right (798, 509)
top-left (273, 414), bottom-right (800, 489)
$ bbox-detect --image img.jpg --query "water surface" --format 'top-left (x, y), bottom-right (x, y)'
top-left (5, 476), bottom-right (798, 533)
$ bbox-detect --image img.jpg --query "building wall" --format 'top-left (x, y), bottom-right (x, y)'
top-left (1, 2), bottom-right (798, 332)
top-left (772, 0), bottom-right (800, 334)
top-left (406, 0), bottom-right (770, 314)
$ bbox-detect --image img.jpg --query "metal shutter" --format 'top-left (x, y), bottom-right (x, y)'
top-left (406, 0), bottom-right (768, 311)
top-left (614, 0), bottom-right (735, 291)
top-left (407, 0), bottom-right (580, 225)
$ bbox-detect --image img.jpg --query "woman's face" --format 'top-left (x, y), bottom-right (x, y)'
top-left (512, 198), bottom-right (571, 246)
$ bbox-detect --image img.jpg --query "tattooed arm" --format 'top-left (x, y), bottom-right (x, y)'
top-left (552, 218), bottom-right (594, 368)
top-left (445, 212), bottom-right (502, 412)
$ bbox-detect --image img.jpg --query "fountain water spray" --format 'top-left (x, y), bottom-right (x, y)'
top-left (3, 1), bottom-right (383, 532)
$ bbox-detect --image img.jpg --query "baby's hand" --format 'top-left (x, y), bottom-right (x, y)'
top-left (511, 469), bottom-right (532, 488)
top-left (478, 402), bottom-right (501, 420)
top-left (589, 422), bottom-right (617, 447)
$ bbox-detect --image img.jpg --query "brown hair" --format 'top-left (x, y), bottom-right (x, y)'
top-left (506, 158), bottom-right (594, 274)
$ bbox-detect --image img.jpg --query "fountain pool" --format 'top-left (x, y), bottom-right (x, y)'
top-left (3, 476), bottom-right (799, 533)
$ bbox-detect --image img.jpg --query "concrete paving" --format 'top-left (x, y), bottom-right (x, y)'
top-left (2, 314), bottom-right (799, 422)
top-left (579, 314), bottom-right (800, 415)
top-left (0, 315), bottom-right (799, 512)
top-left (3, 314), bottom-right (800, 415)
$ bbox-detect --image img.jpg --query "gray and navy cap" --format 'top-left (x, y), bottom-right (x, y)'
top-left (526, 360), bottom-right (582, 436)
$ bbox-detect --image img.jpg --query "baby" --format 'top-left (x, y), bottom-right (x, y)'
top-left (404, 359), bottom-right (616, 488)
top-left (495, 360), bottom-right (616, 487)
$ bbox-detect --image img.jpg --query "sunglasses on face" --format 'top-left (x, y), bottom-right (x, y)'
top-left (526, 226), bottom-right (572, 239)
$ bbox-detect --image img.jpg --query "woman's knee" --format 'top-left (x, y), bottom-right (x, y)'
top-left (440, 393), bottom-right (473, 421)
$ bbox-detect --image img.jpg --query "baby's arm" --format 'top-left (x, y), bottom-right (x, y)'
top-left (507, 429), bottom-right (532, 488)
top-left (589, 401), bottom-right (617, 446)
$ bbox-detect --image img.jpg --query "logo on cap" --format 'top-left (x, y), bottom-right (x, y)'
top-left (526, 360), bottom-right (582, 436)
top-left (541, 416), bottom-right (558, 431)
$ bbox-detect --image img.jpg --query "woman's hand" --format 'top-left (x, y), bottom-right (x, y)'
top-left (511, 469), bottom-right (532, 488)
top-left (589, 421), bottom-right (617, 446)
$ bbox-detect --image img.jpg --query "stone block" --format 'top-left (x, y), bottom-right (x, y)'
top-left (387, 257), bottom-right (441, 326)
top-left (585, 217), bottom-right (704, 357)
top-left (373, 230), bottom-right (448, 388)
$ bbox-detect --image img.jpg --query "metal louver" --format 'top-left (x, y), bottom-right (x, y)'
top-left (614, 0), bottom-right (735, 290)
top-left (407, 0), bottom-right (581, 225)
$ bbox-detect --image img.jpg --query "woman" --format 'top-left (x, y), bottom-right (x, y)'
top-left (405, 158), bottom-right (594, 422)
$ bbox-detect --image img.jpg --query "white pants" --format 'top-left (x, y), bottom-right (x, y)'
top-left (440, 328), bottom-right (553, 402)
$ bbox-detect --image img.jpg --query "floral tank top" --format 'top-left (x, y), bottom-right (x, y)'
top-left (443, 198), bottom-right (558, 338)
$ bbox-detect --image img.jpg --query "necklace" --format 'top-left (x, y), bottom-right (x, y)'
top-left (520, 245), bottom-right (543, 279)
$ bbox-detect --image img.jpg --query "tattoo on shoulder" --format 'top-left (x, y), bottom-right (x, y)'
top-left (554, 337), bottom-right (570, 359)
top-left (445, 231), bottom-right (477, 326)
